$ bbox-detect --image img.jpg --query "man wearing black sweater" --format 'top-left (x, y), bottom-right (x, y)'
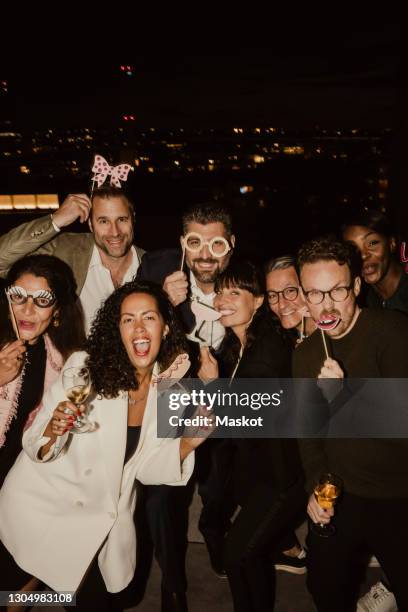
top-left (293, 238), bottom-right (408, 612)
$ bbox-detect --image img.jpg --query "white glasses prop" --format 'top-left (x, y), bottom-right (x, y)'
top-left (6, 285), bottom-right (56, 308)
top-left (62, 366), bottom-right (96, 434)
top-left (182, 232), bottom-right (231, 258)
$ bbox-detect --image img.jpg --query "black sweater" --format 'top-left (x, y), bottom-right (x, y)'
top-left (293, 308), bottom-right (408, 498)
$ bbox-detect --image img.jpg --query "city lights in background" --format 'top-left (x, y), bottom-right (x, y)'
top-left (0, 194), bottom-right (59, 211)
top-left (122, 115), bottom-right (135, 122)
top-left (1, 80), bottom-right (8, 94)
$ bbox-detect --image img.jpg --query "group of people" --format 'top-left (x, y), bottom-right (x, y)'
top-left (0, 186), bottom-right (407, 612)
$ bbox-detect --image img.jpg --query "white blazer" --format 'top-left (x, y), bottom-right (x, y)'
top-left (0, 351), bottom-right (194, 593)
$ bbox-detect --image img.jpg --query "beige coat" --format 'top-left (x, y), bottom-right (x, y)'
top-left (0, 215), bottom-right (145, 292)
top-left (0, 351), bottom-right (194, 593)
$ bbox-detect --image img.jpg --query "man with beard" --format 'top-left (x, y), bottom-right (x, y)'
top-left (0, 187), bottom-right (144, 333)
top-left (293, 238), bottom-right (408, 612)
top-left (138, 201), bottom-right (235, 349)
top-left (137, 203), bottom-right (237, 610)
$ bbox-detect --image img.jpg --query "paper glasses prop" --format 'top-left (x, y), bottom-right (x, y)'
top-left (187, 298), bottom-right (222, 347)
top-left (180, 233), bottom-right (231, 271)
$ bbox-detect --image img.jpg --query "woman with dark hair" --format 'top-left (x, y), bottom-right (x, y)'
top-left (198, 259), bottom-right (305, 612)
top-left (0, 280), bottom-right (208, 612)
top-left (342, 208), bottom-right (408, 315)
top-left (0, 254), bottom-right (86, 486)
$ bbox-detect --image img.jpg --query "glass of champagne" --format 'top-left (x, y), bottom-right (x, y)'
top-left (62, 366), bottom-right (95, 433)
top-left (312, 472), bottom-right (342, 537)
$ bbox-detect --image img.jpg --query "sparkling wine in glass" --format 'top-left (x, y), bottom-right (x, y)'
top-left (62, 366), bottom-right (94, 433)
top-left (312, 472), bottom-right (342, 537)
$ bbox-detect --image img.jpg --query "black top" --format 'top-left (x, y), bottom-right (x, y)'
top-left (124, 425), bottom-right (141, 464)
top-left (0, 337), bottom-right (46, 486)
top-left (293, 308), bottom-right (408, 498)
top-left (367, 271), bottom-right (408, 316)
top-left (225, 313), bottom-right (303, 502)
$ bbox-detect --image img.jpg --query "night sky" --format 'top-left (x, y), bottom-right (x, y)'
top-left (1, 21), bottom-right (402, 129)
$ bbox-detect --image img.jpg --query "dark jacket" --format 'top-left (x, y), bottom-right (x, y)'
top-left (137, 248), bottom-right (195, 333)
top-left (224, 313), bottom-right (303, 503)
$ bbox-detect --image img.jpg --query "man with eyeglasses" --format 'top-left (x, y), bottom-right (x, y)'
top-left (136, 202), bottom-right (237, 610)
top-left (292, 238), bottom-right (408, 612)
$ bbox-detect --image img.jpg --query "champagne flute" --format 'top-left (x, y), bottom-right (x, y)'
top-left (312, 472), bottom-right (342, 537)
top-left (62, 366), bottom-right (94, 433)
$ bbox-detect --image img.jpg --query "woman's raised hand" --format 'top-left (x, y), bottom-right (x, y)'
top-left (0, 340), bottom-right (26, 386)
top-left (45, 401), bottom-right (84, 437)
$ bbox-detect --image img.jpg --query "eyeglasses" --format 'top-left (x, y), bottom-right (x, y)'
top-left (182, 232), bottom-right (231, 258)
top-left (6, 285), bottom-right (57, 308)
top-left (267, 287), bottom-right (299, 305)
top-left (303, 284), bottom-right (353, 305)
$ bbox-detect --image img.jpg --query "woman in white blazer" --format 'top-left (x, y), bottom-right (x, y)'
top-left (0, 280), bottom-right (210, 611)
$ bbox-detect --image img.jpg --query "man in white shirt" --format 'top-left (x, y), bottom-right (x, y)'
top-left (0, 187), bottom-right (145, 333)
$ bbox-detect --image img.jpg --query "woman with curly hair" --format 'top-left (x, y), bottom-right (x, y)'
top-left (0, 280), bottom-right (208, 612)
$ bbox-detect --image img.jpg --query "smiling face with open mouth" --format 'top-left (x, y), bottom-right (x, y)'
top-left (266, 266), bottom-right (308, 331)
top-left (214, 285), bottom-right (264, 342)
top-left (182, 221), bottom-right (235, 287)
top-left (300, 260), bottom-right (361, 339)
top-left (90, 195), bottom-right (134, 260)
top-left (119, 293), bottom-right (169, 374)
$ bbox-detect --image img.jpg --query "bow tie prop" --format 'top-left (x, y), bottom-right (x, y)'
top-left (187, 298), bottom-right (222, 347)
top-left (91, 155), bottom-right (133, 195)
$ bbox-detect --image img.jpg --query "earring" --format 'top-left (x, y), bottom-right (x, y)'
top-left (53, 315), bottom-right (60, 328)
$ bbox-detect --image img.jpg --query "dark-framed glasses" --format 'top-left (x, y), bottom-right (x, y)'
top-left (303, 285), bottom-right (353, 305)
top-left (6, 285), bottom-right (57, 308)
top-left (267, 286), bottom-right (299, 305)
top-left (182, 232), bottom-right (231, 258)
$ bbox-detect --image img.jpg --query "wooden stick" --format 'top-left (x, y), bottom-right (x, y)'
top-left (5, 290), bottom-right (20, 340)
top-left (320, 328), bottom-right (329, 360)
top-left (180, 245), bottom-right (186, 271)
top-left (301, 315), bottom-right (305, 340)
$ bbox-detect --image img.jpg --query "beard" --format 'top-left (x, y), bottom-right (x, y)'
top-left (190, 258), bottom-right (224, 284)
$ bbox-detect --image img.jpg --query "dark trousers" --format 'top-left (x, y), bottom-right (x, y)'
top-left (144, 481), bottom-right (195, 594)
top-left (224, 480), bottom-right (306, 612)
top-left (306, 493), bottom-right (408, 612)
top-left (196, 439), bottom-right (237, 540)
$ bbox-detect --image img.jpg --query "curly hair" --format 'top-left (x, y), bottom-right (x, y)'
top-left (215, 259), bottom-right (265, 376)
top-left (85, 280), bottom-right (188, 398)
top-left (0, 255), bottom-right (86, 359)
top-left (297, 237), bottom-right (362, 280)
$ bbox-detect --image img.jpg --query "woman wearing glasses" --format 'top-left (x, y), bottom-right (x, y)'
top-left (0, 254), bottom-right (85, 487)
top-left (198, 259), bottom-right (305, 612)
top-left (265, 255), bottom-right (315, 344)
